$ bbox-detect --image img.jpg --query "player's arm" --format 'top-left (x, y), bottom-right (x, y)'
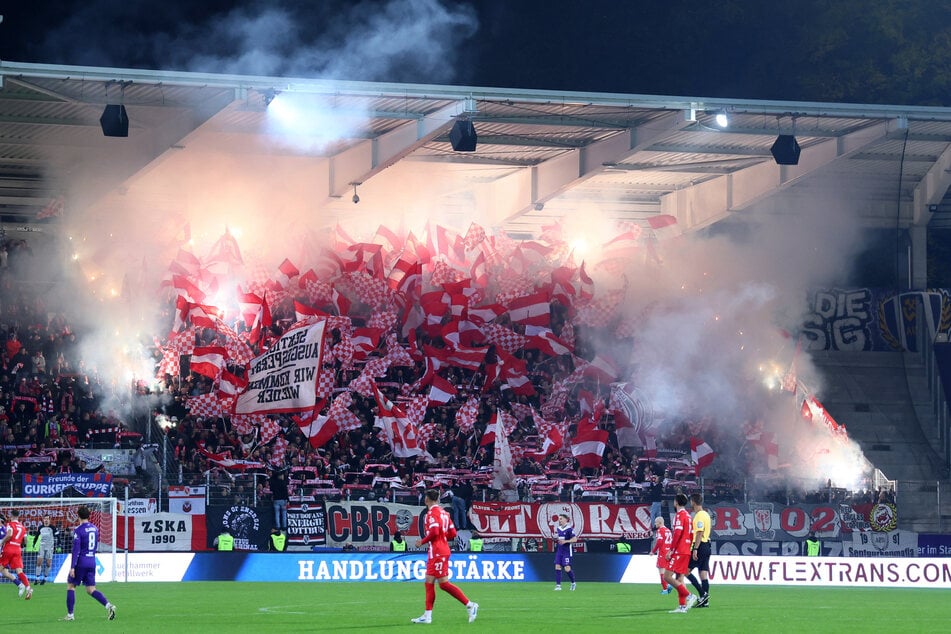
top-left (668, 523), bottom-right (684, 559)
top-left (69, 530), bottom-right (81, 570)
top-left (417, 516), bottom-right (439, 546)
top-left (691, 517), bottom-right (704, 557)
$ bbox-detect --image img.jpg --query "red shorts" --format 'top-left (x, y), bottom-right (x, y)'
top-left (655, 554), bottom-right (669, 570)
top-left (426, 553), bottom-right (450, 578)
top-left (668, 552), bottom-right (691, 575)
top-left (0, 549), bottom-right (24, 571)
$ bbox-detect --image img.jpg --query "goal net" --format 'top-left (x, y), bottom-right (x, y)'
top-left (0, 497), bottom-right (118, 585)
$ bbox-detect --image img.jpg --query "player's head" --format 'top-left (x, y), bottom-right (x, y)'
top-left (43, 516), bottom-right (51, 525)
top-left (77, 506), bottom-right (90, 520)
top-left (556, 514), bottom-right (568, 526)
top-left (674, 493), bottom-right (689, 509)
top-left (9, 509), bottom-right (18, 519)
top-left (690, 493), bottom-right (703, 509)
top-left (654, 516), bottom-right (665, 528)
top-left (424, 488), bottom-right (440, 506)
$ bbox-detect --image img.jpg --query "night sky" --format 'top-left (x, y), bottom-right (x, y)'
top-left (2, 1), bottom-right (950, 104)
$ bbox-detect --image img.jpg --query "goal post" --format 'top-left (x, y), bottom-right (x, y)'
top-left (0, 497), bottom-right (118, 584)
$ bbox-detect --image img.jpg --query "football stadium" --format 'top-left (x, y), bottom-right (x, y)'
top-left (2, 3), bottom-right (951, 632)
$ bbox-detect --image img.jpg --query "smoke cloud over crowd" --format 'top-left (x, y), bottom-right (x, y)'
top-left (28, 1), bottom-right (879, 493)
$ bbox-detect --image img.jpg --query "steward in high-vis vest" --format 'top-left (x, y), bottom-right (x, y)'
top-left (215, 530), bottom-right (234, 551)
top-left (25, 530), bottom-right (40, 553)
top-left (805, 532), bottom-right (821, 556)
top-left (391, 531), bottom-right (407, 552)
top-left (469, 532), bottom-right (484, 552)
top-left (269, 528), bottom-right (287, 552)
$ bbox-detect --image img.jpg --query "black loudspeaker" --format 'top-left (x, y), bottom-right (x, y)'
top-left (100, 105), bottom-right (129, 137)
top-left (449, 119), bottom-right (477, 152)
top-left (770, 134), bottom-right (801, 165)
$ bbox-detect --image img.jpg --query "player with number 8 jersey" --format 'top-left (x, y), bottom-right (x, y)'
top-left (63, 506), bottom-right (117, 622)
top-left (411, 489), bottom-right (479, 625)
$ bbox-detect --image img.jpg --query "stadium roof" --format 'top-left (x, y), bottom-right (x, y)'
top-left (2, 60), bottom-right (951, 235)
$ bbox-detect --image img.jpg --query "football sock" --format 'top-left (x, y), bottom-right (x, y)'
top-left (439, 581), bottom-right (469, 605)
top-left (67, 589), bottom-right (76, 614)
top-left (686, 573), bottom-right (702, 594)
top-left (555, 570), bottom-right (562, 584)
top-left (566, 570), bottom-right (575, 583)
top-left (701, 579), bottom-right (709, 596)
top-left (676, 583), bottom-right (689, 603)
top-left (660, 575), bottom-right (668, 589)
top-left (17, 572), bottom-right (30, 587)
top-left (92, 590), bottom-right (108, 606)
top-left (425, 582), bottom-right (436, 610)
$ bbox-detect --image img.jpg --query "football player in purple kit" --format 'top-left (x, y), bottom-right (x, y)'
top-left (61, 506), bottom-right (117, 622)
top-left (553, 514), bottom-right (578, 591)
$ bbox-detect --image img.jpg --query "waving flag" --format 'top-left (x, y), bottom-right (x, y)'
top-left (527, 427), bottom-right (563, 460)
top-left (373, 385), bottom-right (427, 459)
top-left (571, 425), bottom-right (608, 470)
top-left (479, 412), bottom-right (498, 447)
top-left (293, 400), bottom-right (335, 449)
top-left (492, 414), bottom-right (516, 490)
top-left (691, 437), bottom-right (716, 475)
top-left (507, 291), bottom-right (551, 326)
top-left (190, 346), bottom-right (227, 380)
top-left (428, 374), bottom-right (458, 405)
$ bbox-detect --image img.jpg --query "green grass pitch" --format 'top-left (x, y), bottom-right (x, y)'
top-left (3, 581), bottom-right (948, 633)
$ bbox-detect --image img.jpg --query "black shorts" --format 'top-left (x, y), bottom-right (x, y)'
top-left (692, 541), bottom-right (711, 572)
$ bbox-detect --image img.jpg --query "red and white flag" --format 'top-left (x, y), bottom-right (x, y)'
top-left (271, 258), bottom-right (300, 291)
top-left (218, 369), bottom-right (247, 402)
top-left (524, 325), bottom-right (573, 357)
top-left (647, 214), bottom-right (682, 241)
top-left (293, 400), bottom-right (335, 449)
top-left (528, 427), bottom-right (563, 460)
top-left (373, 385), bottom-right (427, 459)
top-left (571, 424), bottom-right (608, 470)
top-left (204, 229), bottom-right (244, 276)
top-left (479, 412), bottom-right (498, 447)
top-left (190, 346), bottom-right (227, 380)
top-left (581, 353), bottom-right (620, 384)
top-left (427, 374), bottom-right (458, 405)
top-left (293, 301), bottom-right (327, 323)
top-left (492, 417), bottom-right (516, 490)
top-left (36, 195), bottom-right (65, 220)
top-left (691, 437), bottom-right (716, 475)
top-left (507, 291), bottom-right (551, 326)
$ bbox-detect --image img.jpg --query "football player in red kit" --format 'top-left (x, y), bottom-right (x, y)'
top-left (411, 489), bottom-right (479, 624)
top-left (664, 493), bottom-right (698, 613)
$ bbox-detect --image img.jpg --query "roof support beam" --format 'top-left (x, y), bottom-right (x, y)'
top-left (659, 119), bottom-right (898, 230)
top-left (912, 141), bottom-right (951, 225)
top-left (327, 100), bottom-right (466, 198)
top-left (485, 111), bottom-right (692, 228)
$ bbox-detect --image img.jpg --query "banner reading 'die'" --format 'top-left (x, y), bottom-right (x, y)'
top-left (235, 320), bottom-right (326, 415)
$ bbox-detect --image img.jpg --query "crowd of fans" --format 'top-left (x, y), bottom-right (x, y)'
top-left (1, 233), bottom-right (884, 514)
top-left (156, 295), bottom-right (874, 513)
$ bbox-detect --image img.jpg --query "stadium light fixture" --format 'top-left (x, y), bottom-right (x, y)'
top-left (99, 104), bottom-right (129, 138)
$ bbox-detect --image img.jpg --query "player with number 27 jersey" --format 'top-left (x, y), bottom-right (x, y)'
top-left (419, 503), bottom-right (455, 577)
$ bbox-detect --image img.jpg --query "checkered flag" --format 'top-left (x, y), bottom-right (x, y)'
top-left (186, 392), bottom-right (222, 419)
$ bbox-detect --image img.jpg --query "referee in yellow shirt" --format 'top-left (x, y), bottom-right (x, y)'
top-left (686, 493), bottom-right (712, 607)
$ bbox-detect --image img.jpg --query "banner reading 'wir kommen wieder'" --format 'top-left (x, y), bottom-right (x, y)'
top-left (235, 320), bottom-right (326, 415)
